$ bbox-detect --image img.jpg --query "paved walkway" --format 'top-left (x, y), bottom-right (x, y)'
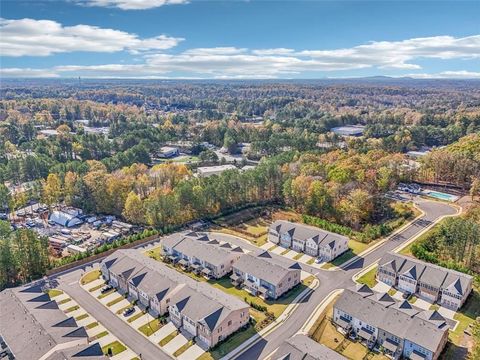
top-left (413, 298), bottom-right (432, 310)
top-left (178, 344), bottom-right (205, 360)
top-left (162, 333), bottom-right (188, 354)
top-left (148, 322), bottom-right (176, 344)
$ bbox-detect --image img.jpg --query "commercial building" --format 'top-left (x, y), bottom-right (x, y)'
top-left (196, 165), bottom-right (237, 177)
top-left (377, 252), bottom-right (473, 310)
top-left (161, 232), bottom-right (244, 279)
top-left (333, 287), bottom-right (449, 360)
top-left (48, 209), bottom-right (83, 228)
top-left (268, 220), bottom-right (349, 262)
top-left (231, 251), bottom-right (301, 299)
top-left (101, 250), bottom-right (249, 348)
top-left (0, 283), bottom-right (104, 360)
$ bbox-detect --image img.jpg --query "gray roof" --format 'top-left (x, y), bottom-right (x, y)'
top-left (272, 334), bottom-right (346, 360)
top-left (103, 249), bottom-right (248, 331)
top-left (270, 220), bottom-right (349, 247)
top-left (232, 251), bottom-right (300, 285)
top-left (0, 285), bottom-right (88, 360)
top-left (334, 288), bottom-right (448, 352)
top-left (379, 252), bottom-right (473, 295)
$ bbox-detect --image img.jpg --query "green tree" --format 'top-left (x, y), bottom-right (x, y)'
top-left (122, 192), bottom-right (145, 224)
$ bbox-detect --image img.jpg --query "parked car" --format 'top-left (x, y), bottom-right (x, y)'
top-left (315, 257), bottom-right (324, 264)
top-left (123, 307), bottom-right (135, 317)
top-left (101, 285), bottom-right (113, 293)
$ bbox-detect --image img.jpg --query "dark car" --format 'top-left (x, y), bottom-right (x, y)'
top-left (123, 307), bottom-right (135, 317)
top-left (101, 285), bottom-right (113, 293)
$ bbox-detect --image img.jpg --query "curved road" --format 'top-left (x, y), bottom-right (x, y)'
top-left (48, 198), bottom-right (457, 360)
top-left (234, 199), bottom-right (458, 360)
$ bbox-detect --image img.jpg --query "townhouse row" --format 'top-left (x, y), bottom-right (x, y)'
top-left (268, 220), bottom-right (349, 262)
top-left (334, 286), bottom-right (450, 360)
top-left (377, 252), bottom-right (473, 310)
top-left (101, 249), bottom-right (250, 348)
top-left (162, 231), bottom-right (302, 300)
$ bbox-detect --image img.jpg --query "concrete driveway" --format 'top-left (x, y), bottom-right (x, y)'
top-left (284, 250), bottom-right (299, 259)
top-left (130, 313), bottom-right (155, 330)
top-left (99, 291), bottom-right (121, 305)
top-left (85, 278), bottom-right (105, 291)
top-left (413, 298), bottom-right (433, 310)
top-left (372, 282), bottom-right (391, 293)
top-left (162, 332), bottom-right (188, 354)
top-left (110, 298), bottom-right (131, 314)
top-left (178, 344), bottom-right (205, 360)
top-left (111, 348), bottom-right (137, 360)
top-left (148, 322), bottom-right (176, 343)
top-left (299, 254), bottom-right (314, 263)
top-left (438, 306), bottom-right (456, 320)
top-left (271, 246), bottom-right (285, 255)
top-left (260, 242), bottom-right (275, 250)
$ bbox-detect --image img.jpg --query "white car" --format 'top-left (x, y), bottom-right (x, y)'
top-left (314, 257), bottom-right (324, 264)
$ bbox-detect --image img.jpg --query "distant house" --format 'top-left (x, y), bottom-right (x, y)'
top-left (161, 232), bottom-right (244, 279)
top-left (48, 210), bottom-right (83, 228)
top-left (197, 164), bottom-right (237, 178)
top-left (377, 252), bottom-right (473, 310)
top-left (269, 334), bottom-right (346, 360)
top-left (268, 220), bottom-right (349, 262)
top-left (331, 125), bottom-right (365, 137)
top-left (101, 250), bottom-right (249, 348)
top-left (333, 286), bottom-right (449, 360)
top-left (231, 251), bottom-right (301, 299)
top-left (158, 146), bottom-right (179, 158)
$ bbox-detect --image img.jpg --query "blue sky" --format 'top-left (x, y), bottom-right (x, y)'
top-left (1, 0), bottom-right (479, 79)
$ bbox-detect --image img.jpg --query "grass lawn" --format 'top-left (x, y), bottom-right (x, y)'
top-left (127, 312), bottom-right (145, 323)
top-left (90, 330), bottom-right (108, 340)
top-left (138, 319), bottom-right (163, 336)
top-left (357, 266), bottom-right (378, 288)
top-left (145, 247), bottom-right (162, 261)
top-left (342, 341), bottom-right (368, 359)
top-left (207, 277), bottom-right (308, 318)
top-left (409, 296), bottom-right (418, 304)
top-left (107, 296), bottom-right (125, 307)
top-left (75, 313), bottom-right (89, 321)
top-left (213, 226), bottom-right (267, 247)
top-left (173, 340), bottom-right (194, 357)
top-left (430, 304), bottom-right (440, 311)
top-left (280, 249), bottom-right (290, 256)
top-left (86, 322), bottom-right (98, 330)
top-left (398, 219), bottom-right (445, 256)
top-left (307, 258), bottom-right (315, 265)
top-left (89, 283), bottom-right (104, 292)
top-left (64, 305), bottom-right (80, 313)
top-left (449, 287), bottom-right (480, 345)
top-left (57, 298), bottom-right (72, 305)
top-left (388, 289), bottom-right (397, 296)
top-left (268, 245), bottom-right (277, 251)
top-left (47, 289), bottom-right (63, 298)
top-left (81, 270), bottom-right (101, 285)
top-left (102, 341), bottom-right (126, 356)
top-left (322, 240), bottom-right (371, 269)
top-left (293, 253), bottom-right (303, 260)
top-left (158, 330), bottom-right (178, 347)
top-left (98, 289), bottom-right (115, 299)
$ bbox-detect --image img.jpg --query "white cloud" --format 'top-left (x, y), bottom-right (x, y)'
top-left (0, 18), bottom-right (183, 56)
top-left (2, 33), bottom-right (479, 79)
top-left (80, 0), bottom-right (188, 10)
top-left (0, 68), bottom-right (60, 78)
top-left (404, 71), bottom-right (480, 79)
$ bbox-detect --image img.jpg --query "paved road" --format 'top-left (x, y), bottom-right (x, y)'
top-left (56, 267), bottom-right (172, 360)
top-left (234, 199), bottom-right (458, 360)
top-left (47, 198), bottom-right (457, 360)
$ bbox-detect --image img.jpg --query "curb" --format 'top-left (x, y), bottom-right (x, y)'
top-left (221, 277), bottom-right (320, 360)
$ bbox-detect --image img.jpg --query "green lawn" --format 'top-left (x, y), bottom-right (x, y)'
top-left (145, 247), bottom-right (162, 261)
top-left (293, 253), bottom-right (303, 260)
top-left (322, 240), bottom-right (371, 269)
top-left (97, 289), bottom-right (115, 299)
top-left (102, 341), bottom-right (126, 356)
top-left (357, 266), bottom-right (378, 288)
top-left (47, 289), bottom-right (63, 298)
top-left (86, 322), bottom-right (98, 330)
top-left (158, 331), bottom-right (178, 347)
top-left (268, 245), bottom-right (277, 251)
top-left (107, 296), bottom-right (125, 307)
top-left (138, 319), bottom-right (163, 336)
top-left (388, 289), bottom-right (397, 296)
top-left (64, 305), bottom-right (80, 313)
top-left (57, 298), bottom-right (72, 305)
top-left (75, 313), bottom-right (89, 321)
top-left (89, 283), bottom-right (104, 292)
top-left (173, 340), bottom-right (194, 357)
top-left (81, 270), bottom-right (101, 285)
top-left (449, 287), bottom-right (480, 345)
top-left (127, 312), bottom-right (145, 323)
top-left (90, 330), bottom-right (108, 340)
top-left (280, 248), bottom-right (290, 255)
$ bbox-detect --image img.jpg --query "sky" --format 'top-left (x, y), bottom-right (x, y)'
top-left (1, 0), bottom-right (479, 79)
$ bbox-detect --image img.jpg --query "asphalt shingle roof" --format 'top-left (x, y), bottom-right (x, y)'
top-left (272, 334), bottom-right (346, 360)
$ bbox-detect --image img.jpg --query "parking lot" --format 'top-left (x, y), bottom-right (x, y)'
top-left (81, 272), bottom-right (206, 359)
